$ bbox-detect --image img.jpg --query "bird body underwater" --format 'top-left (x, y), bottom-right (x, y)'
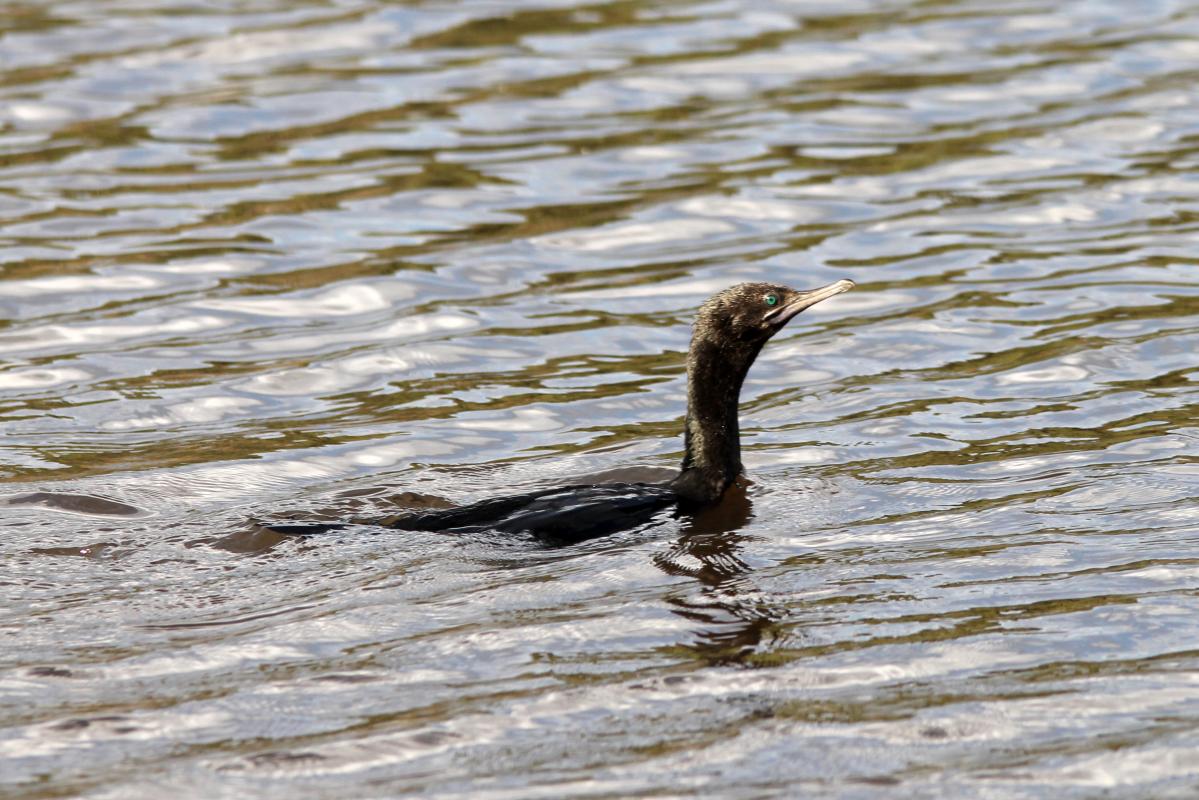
top-left (266, 279), bottom-right (854, 546)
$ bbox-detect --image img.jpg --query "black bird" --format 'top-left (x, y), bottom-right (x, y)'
top-left (264, 279), bottom-right (853, 545)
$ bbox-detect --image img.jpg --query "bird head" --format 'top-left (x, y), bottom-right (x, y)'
top-left (693, 279), bottom-right (855, 346)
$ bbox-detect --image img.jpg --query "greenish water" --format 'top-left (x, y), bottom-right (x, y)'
top-left (1, 0), bottom-right (1197, 797)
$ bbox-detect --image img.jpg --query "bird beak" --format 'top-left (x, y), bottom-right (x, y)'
top-left (767, 279), bottom-right (855, 325)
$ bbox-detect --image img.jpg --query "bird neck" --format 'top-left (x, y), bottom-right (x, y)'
top-left (672, 336), bottom-right (759, 505)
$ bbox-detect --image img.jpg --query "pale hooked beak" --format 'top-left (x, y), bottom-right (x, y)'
top-left (765, 279), bottom-right (855, 325)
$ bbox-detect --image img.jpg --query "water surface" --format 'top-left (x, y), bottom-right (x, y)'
top-left (2, 0), bottom-right (1198, 797)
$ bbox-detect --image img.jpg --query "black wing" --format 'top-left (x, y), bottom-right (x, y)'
top-left (389, 482), bottom-right (678, 545)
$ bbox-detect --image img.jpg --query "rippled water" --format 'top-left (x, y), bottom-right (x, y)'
top-left (2, 0), bottom-right (1198, 796)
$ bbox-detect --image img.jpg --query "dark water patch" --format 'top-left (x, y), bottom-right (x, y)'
top-left (26, 666), bottom-right (75, 679)
top-left (29, 541), bottom-right (122, 559)
top-left (3, 492), bottom-right (145, 517)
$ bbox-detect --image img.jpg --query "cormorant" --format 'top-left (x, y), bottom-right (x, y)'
top-left (264, 279), bottom-right (853, 545)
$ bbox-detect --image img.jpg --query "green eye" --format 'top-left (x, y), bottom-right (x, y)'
top-left (764, 293), bottom-right (779, 307)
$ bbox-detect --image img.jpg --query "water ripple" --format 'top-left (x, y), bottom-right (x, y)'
top-left (2, 0), bottom-right (1199, 797)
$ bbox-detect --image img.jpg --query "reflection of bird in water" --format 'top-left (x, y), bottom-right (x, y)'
top-left (265, 280), bottom-right (853, 546)
top-left (654, 478), bottom-right (789, 666)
